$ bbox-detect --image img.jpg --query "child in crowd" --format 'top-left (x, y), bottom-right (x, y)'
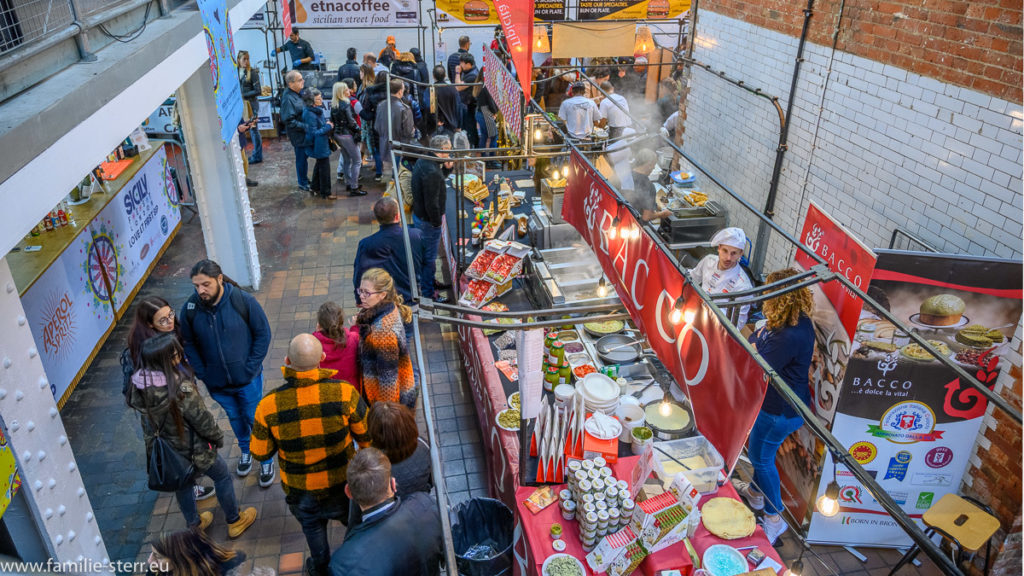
top-left (313, 301), bottom-right (361, 391)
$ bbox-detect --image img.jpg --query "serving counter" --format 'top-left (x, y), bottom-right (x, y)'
top-left (7, 142), bottom-right (182, 406)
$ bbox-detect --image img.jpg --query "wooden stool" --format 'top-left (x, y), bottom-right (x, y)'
top-left (888, 494), bottom-right (999, 575)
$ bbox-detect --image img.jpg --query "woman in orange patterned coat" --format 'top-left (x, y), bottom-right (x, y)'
top-left (356, 268), bottom-right (417, 408)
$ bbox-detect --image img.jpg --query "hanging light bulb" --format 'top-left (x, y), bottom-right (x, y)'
top-left (562, 165), bottom-right (570, 179)
top-left (816, 481), bottom-right (841, 517)
top-left (658, 391), bottom-right (672, 417)
top-left (534, 128), bottom-right (543, 141)
top-left (634, 25), bottom-right (654, 54)
top-left (597, 277), bottom-right (608, 298)
top-left (532, 25), bottom-right (550, 52)
top-left (669, 295), bottom-right (685, 325)
top-left (607, 217), bottom-right (621, 240)
top-left (787, 556), bottom-right (804, 576)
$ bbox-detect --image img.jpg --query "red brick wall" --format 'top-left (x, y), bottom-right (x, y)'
top-left (703, 0), bottom-right (1023, 103)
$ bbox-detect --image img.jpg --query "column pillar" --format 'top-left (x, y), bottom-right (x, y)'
top-left (176, 66), bottom-right (262, 289)
top-left (0, 257), bottom-right (107, 565)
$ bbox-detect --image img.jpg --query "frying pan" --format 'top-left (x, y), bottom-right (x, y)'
top-left (596, 333), bottom-right (641, 364)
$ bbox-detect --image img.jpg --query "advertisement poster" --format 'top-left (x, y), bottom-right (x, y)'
top-left (561, 150), bottom-right (768, 468)
top-left (292, 0), bottom-right (418, 27)
top-left (20, 229), bottom-right (117, 401)
top-left (482, 46), bottom-right (524, 140)
top-left (196, 0), bottom-right (243, 145)
top-left (806, 251), bottom-right (1022, 547)
top-left (776, 202), bottom-right (878, 522)
top-left (436, 0), bottom-right (564, 24)
top-left (96, 147), bottom-right (182, 315)
top-left (578, 0), bottom-right (689, 20)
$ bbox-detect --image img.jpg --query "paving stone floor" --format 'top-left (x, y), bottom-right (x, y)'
top-left (57, 138), bottom-right (941, 575)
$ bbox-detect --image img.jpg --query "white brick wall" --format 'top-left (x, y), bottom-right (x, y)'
top-left (683, 11), bottom-right (1023, 272)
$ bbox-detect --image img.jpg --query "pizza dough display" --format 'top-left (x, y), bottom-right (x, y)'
top-left (701, 497), bottom-right (756, 540)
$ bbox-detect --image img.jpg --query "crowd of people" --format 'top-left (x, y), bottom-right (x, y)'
top-left (125, 258), bottom-right (440, 576)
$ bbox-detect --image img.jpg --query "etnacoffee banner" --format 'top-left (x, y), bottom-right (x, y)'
top-left (807, 251), bottom-right (1022, 547)
top-left (292, 0), bottom-right (418, 27)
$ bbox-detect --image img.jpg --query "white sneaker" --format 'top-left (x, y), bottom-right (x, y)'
top-left (762, 515), bottom-right (788, 544)
top-left (731, 479), bottom-right (765, 511)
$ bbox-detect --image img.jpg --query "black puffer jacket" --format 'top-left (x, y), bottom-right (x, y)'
top-left (331, 99), bottom-right (360, 138)
top-left (390, 58), bottom-right (420, 100)
top-left (360, 82), bottom-right (388, 124)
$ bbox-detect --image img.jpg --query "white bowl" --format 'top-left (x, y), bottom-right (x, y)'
top-left (581, 373), bottom-right (619, 403)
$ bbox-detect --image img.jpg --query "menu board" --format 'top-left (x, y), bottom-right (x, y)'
top-left (436, 0), bottom-right (565, 24)
top-left (578, 0), bottom-right (689, 20)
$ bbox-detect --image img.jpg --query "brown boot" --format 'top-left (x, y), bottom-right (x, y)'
top-left (227, 507), bottom-right (257, 539)
top-left (198, 511), bottom-right (214, 532)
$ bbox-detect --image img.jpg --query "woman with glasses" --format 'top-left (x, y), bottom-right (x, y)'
top-left (126, 296), bottom-right (216, 503)
top-left (355, 268), bottom-right (416, 409)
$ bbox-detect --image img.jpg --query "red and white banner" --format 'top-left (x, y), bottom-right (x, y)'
top-left (282, 0), bottom-right (292, 40)
top-left (795, 202), bottom-right (876, 340)
top-left (482, 45), bottom-right (523, 139)
top-left (493, 0), bottom-right (533, 102)
top-left (561, 150), bottom-right (767, 469)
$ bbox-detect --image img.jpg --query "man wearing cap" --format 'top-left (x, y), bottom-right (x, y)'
top-left (689, 227), bottom-right (754, 325)
top-left (558, 82), bottom-right (603, 140)
top-left (379, 36), bottom-right (398, 59)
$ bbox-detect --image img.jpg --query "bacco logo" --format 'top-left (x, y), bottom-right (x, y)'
top-left (805, 223), bottom-right (824, 253)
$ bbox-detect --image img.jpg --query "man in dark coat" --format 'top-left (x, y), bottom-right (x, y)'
top-left (431, 65), bottom-right (460, 138)
top-left (353, 198), bottom-right (424, 305)
top-left (446, 35), bottom-right (470, 88)
top-left (280, 70), bottom-right (310, 191)
top-left (178, 259), bottom-right (272, 482)
top-left (336, 47), bottom-right (361, 89)
top-left (411, 135), bottom-right (453, 301)
top-left (329, 448), bottom-right (442, 576)
top-left (454, 53), bottom-right (479, 147)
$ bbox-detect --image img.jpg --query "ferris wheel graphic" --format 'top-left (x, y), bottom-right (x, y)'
top-left (86, 233), bottom-right (119, 303)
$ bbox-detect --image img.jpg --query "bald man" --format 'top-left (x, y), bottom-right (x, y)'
top-left (250, 334), bottom-right (370, 576)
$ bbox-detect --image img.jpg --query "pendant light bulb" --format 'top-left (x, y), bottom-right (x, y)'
top-left (607, 217), bottom-right (621, 240)
top-left (788, 558), bottom-right (804, 576)
top-left (597, 277), bottom-right (608, 298)
top-left (669, 295), bottom-right (685, 325)
top-left (816, 481), bottom-right (841, 517)
top-left (658, 392), bottom-right (672, 417)
top-left (535, 128), bottom-right (543, 141)
top-left (562, 165), bottom-right (570, 179)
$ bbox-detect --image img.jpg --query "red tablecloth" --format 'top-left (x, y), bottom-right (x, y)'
top-left (440, 222), bottom-right (522, 512)
top-left (514, 456), bottom-right (787, 575)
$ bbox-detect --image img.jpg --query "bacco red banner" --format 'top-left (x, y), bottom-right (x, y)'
top-left (561, 150), bottom-right (767, 469)
top-left (493, 0), bottom-right (533, 101)
top-left (482, 45), bottom-right (523, 139)
top-left (795, 201), bottom-right (876, 340)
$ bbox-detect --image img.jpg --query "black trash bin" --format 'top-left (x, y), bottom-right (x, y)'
top-left (449, 497), bottom-right (514, 576)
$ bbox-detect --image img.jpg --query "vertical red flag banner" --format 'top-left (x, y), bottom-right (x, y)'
top-left (560, 150), bottom-right (768, 469)
top-left (282, 0), bottom-right (292, 39)
top-left (493, 0), bottom-right (533, 103)
top-left (795, 201), bottom-right (877, 340)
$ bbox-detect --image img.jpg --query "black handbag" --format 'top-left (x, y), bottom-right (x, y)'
top-left (141, 390), bottom-right (195, 492)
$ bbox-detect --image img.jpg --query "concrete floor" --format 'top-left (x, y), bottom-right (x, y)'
top-left (57, 137), bottom-right (943, 575)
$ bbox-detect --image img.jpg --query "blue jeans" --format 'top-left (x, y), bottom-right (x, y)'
top-left (208, 372), bottom-right (264, 453)
top-left (748, 410), bottom-right (804, 516)
top-left (293, 144), bottom-right (310, 187)
top-left (248, 127), bottom-right (263, 163)
top-left (414, 214), bottom-right (443, 298)
top-left (286, 489), bottom-right (349, 576)
top-left (175, 455), bottom-right (239, 527)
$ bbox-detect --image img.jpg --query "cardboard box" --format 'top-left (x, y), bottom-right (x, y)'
top-left (628, 477), bottom-right (698, 554)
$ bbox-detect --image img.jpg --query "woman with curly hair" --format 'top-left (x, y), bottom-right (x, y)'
top-left (737, 267), bottom-right (814, 544)
top-left (356, 268), bottom-right (416, 408)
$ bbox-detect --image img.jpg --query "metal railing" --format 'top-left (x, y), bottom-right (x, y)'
top-left (0, 0), bottom-right (75, 53)
top-left (889, 227), bottom-right (938, 253)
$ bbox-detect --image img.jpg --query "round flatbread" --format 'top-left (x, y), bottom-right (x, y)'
top-left (701, 497), bottom-right (756, 540)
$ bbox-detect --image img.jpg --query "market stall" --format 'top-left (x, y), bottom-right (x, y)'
top-left (6, 139), bottom-right (182, 406)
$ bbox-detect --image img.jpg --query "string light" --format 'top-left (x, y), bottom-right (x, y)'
top-left (607, 216), bottom-right (621, 240)
top-left (597, 277), bottom-right (608, 298)
top-left (534, 128), bottom-right (543, 141)
top-left (562, 165), bottom-right (570, 179)
top-left (669, 295), bottom-right (685, 325)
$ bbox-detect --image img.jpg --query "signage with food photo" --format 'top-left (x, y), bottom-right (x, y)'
top-left (578, 0), bottom-right (690, 21)
top-left (807, 250), bottom-right (1022, 548)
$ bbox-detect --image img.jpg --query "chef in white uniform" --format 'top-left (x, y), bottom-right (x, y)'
top-left (689, 227), bottom-right (754, 326)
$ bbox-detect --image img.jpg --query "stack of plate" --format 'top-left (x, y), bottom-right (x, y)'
top-left (580, 373), bottom-right (620, 414)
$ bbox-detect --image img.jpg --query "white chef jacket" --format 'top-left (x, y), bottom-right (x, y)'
top-left (599, 93), bottom-right (631, 129)
top-left (558, 95), bottom-right (603, 139)
top-left (689, 255), bottom-right (754, 326)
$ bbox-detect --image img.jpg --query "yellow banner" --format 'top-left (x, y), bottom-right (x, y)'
top-left (578, 0), bottom-right (689, 20)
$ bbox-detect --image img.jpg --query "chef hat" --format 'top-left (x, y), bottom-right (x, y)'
top-left (711, 227), bottom-right (747, 250)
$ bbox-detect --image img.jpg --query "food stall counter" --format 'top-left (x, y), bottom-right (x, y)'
top-left (513, 456), bottom-right (786, 576)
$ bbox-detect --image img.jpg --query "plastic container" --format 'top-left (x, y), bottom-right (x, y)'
top-left (651, 434), bottom-right (725, 494)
